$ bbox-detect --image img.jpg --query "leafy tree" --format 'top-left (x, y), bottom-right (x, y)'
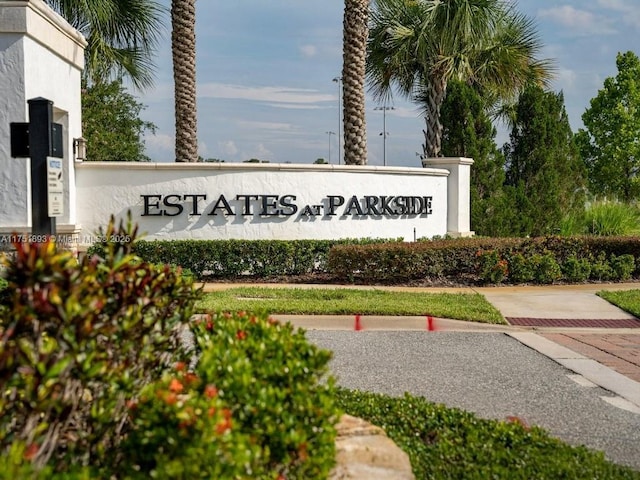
top-left (367, 0), bottom-right (553, 158)
top-left (504, 85), bottom-right (586, 236)
top-left (45, 0), bottom-right (163, 89)
top-left (441, 80), bottom-right (512, 236)
top-left (576, 51), bottom-right (640, 202)
top-left (172, 0), bottom-right (198, 162)
top-left (314, 158), bottom-right (329, 164)
top-left (82, 80), bottom-right (156, 161)
top-left (342, 0), bottom-right (370, 165)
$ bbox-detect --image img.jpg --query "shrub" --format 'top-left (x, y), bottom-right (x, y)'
top-left (335, 388), bottom-right (640, 479)
top-left (611, 254), bottom-right (635, 281)
top-left (590, 252), bottom-right (615, 281)
top-left (531, 253), bottom-right (562, 284)
top-left (507, 253), bottom-right (535, 283)
top-left (477, 250), bottom-right (508, 284)
top-left (191, 311), bottom-right (339, 478)
top-left (120, 311), bottom-right (339, 478)
top-left (561, 256), bottom-right (592, 283)
top-left (0, 216), bottom-right (199, 473)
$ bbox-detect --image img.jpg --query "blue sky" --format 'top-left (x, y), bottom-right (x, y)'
top-left (138, 0), bottom-right (640, 166)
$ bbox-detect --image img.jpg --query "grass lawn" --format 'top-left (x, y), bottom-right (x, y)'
top-left (196, 287), bottom-right (506, 324)
top-left (336, 389), bottom-right (640, 479)
top-left (598, 289), bottom-right (640, 317)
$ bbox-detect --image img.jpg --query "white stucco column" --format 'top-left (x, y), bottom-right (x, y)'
top-left (0, 0), bottom-right (85, 236)
top-left (421, 157), bottom-right (474, 237)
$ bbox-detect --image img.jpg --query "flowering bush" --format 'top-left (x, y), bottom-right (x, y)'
top-left (0, 216), bottom-right (198, 473)
top-left (477, 250), bottom-right (509, 284)
top-left (117, 310), bottom-right (339, 479)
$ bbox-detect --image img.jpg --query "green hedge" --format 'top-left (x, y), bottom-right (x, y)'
top-left (88, 238), bottom-right (399, 280)
top-left (327, 236), bottom-right (640, 285)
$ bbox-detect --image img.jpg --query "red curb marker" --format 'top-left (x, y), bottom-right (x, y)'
top-left (354, 314), bottom-right (363, 331)
top-left (427, 316), bottom-right (436, 331)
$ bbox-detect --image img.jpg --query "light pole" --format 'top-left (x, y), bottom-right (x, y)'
top-left (374, 104), bottom-right (394, 166)
top-left (325, 131), bottom-right (336, 164)
top-left (332, 76), bottom-right (342, 165)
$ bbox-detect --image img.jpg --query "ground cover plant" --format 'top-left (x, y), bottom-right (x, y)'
top-left (195, 287), bottom-right (505, 324)
top-left (335, 389), bottom-right (640, 479)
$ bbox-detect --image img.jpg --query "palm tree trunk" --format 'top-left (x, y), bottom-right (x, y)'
top-left (342, 0), bottom-right (369, 165)
top-left (172, 0), bottom-right (198, 162)
top-left (421, 76), bottom-right (447, 158)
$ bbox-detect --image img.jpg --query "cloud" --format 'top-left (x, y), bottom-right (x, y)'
top-left (144, 132), bottom-right (173, 151)
top-left (198, 83), bottom-right (334, 105)
top-left (597, 0), bottom-right (640, 28)
top-left (538, 6), bottom-right (617, 35)
top-left (242, 143), bottom-right (274, 161)
top-left (556, 68), bottom-right (578, 89)
top-left (235, 120), bottom-right (295, 131)
top-left (264, 103), bottom-right (326, 110)
top-left (218, 140), bottom-right (238, 156)
top-left (299, 44), bottom-right (318, 58)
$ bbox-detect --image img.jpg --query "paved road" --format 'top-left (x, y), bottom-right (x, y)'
top-left (305, 330), bottom-right (640, 470)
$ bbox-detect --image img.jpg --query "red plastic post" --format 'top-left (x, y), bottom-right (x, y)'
top-left (355, 314), bottom-right (363, 331)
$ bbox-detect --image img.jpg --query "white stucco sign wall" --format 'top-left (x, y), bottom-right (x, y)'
top-left (75, 162), bottom-right (462, 243)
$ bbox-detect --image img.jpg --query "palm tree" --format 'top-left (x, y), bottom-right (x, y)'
top-left (45, 0), bottom-right (163, 89)
top-left (171, 0), bottom-right (198, 163)
top-left (367, 0), bottom-right (554, 159)
top-left (342, 0), bottom-right (370, 165)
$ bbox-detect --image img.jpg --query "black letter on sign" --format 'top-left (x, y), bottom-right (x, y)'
top-left (364, 196), bottom-right (381, 216)
top-left (423, 196), bottom-right (433, 215)
top-left (279, 195), bottom-right (298, 216)
top-left (163, 194), bottom-right (184, 216)
top-left (236, 195), bottom-right (259, 215)
top-left (260, 195), bottom-right (280, 216)
top-left (326, 195), bottom-right (344, 216)
top-left (183, 194), bottom-right (207, 215)
top-left (344, 196), bottom-right (364, 215)
top-left (208, 195), bottom-right (234, 216)
top-left (141, 195), bottom-right (162, 216)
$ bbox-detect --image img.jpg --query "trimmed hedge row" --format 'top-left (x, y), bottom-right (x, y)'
top-left (88, 238), bottom-right (399, 280)
top-left (327, 236), bottom-right (640, 285)
top-left (87, 235), bottom-right (640, 285)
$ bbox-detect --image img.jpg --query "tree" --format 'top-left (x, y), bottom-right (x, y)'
top-left (342, 0), bottom-right (370, 165)
top-left (576, 51), bottom-right (640, 202)
top-left (504, 85), bottom-right (585, 236)
top-left (45, 0), bottom-right (163, 89)
top-left (441, 80), bottom-right (511, 236)
top-left (172, 0), bottom-right (198, 163)
top-left (82, 80), bottom-right (156, 161)
top-left (367, 0), bottom-right (553, 158)
top-left (314, 158), bottom-right (329, 164)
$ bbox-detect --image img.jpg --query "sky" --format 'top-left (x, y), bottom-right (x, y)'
top-left (137, 0), bottom-right (640, 167)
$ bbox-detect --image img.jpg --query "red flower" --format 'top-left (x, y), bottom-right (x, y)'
top-left (216, 418), bottom-right (232, 434)
top-left (236, 330), bottom-right (247, 340)
top-left (169, 378), bottom-right (184, 393)
top-left (204, 384), bottom-right (218, 399)
top-left (175, 361), bottom-right (186, 372)
top-left (165, 392), bottom-right (178, 405)
top-left (23, 443), bottom-right (38, 460)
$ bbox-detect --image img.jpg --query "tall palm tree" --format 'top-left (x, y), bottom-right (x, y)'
top-left (45, 0), bottom-right (163, 89)
top-left (342, 0), bottom-right (370, 165)
top-left (367, 0), bottom-right (554, 159)
top-left (171, 0), bottom-right (198, 163)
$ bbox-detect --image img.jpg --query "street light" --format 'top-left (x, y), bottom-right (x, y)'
top-left (332, 76), bottom-right (342, 165)
top-left (325, 131), bottom-right (336, 164)
top-left (374, 104), bottom-right (394, 166)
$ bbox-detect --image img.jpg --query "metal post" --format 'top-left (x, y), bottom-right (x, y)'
top-left (28, 97), bottom-right (56, 236)
top-left (374, 105), bottom-right (394, 166)
top-left (333, 76), bottom-right (342, 165)
top-left (325, 131), bottom-right (335, 164)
